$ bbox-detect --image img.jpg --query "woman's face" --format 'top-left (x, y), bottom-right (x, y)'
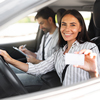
top-left (60, 14), bottom-right (82, 43)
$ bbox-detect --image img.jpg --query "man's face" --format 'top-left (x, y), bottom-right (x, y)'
top-left (36, 17), bottom-right (51, 33)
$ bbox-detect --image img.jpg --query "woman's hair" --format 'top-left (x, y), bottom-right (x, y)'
top-left (58, 9), bottom-right (90, 47)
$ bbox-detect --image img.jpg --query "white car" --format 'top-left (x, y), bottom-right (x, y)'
top-left (0, 0), bottom-right (100, 100)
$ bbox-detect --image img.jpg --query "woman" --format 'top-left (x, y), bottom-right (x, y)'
top-left (0, 9), bottom-right (99, 86)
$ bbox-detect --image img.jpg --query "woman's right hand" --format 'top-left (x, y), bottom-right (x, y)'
top-left (74, 49), bottom-right (98, 78)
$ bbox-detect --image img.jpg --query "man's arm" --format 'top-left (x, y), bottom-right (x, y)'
top-left (19, 45), bottom-right (37, 58)
top-left (27, 55), bottom-right (42, 64)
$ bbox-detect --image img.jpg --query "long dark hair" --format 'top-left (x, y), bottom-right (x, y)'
top-left (58, 9), bottom-right (90, 47)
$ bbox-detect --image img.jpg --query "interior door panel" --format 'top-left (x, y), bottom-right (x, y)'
top-left (0, 39), bottom-right (36, 62)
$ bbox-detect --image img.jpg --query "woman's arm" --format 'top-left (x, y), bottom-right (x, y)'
top-left (0, 49), bottom-right (29, 72)
top-left (0, 49), bottom-right (55, 75)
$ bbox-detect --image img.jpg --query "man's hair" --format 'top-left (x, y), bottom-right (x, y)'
top-left (35, 7), bottom-right (56, 23)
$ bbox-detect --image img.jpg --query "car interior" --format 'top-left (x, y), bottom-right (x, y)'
top-left (0, 0), bottom-right (100, 99)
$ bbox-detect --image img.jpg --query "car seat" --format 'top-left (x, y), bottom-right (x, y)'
top-left (56, 8), bottom-right (66, 25)
top-left (90, 0), bottom-right (100, 51)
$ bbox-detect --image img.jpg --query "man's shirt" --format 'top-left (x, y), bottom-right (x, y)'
top-left (36, 27), bottom-right (59, 60)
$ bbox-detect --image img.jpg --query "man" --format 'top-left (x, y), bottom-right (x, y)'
top-left (11, 7), bottom-right (59, 90)
top-left (19, 7), bottom-right (59, 63)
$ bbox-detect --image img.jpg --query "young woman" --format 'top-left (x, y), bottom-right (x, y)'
top-left (0, 9), bottom-right (99, 86)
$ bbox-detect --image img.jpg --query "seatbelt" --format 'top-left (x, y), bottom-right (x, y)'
top-left (43, 33), bottom-right (68, 82)
top-left (42, 34), bottom-right (46, 60)
top-left (62, 64), bottom-right (69, 82)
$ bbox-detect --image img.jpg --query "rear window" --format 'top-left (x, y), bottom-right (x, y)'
top-left (79, 11), bottom-right (91, 29)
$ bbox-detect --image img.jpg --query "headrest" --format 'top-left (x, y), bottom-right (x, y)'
top-left (91, 36), bottom-right (100, 51)
top-left (57, 8), bottom-right (66, 25)
top-left (93, 0), bottom-right (100, 30)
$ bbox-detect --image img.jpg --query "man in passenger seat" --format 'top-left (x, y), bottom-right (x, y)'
top-left (10, 7), bottom-right (59, 90)
top-left (19, 7), bottom-right (59, 64)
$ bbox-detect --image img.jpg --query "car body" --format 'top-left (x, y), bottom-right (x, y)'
top-left (0, 0), bottom-right (100, 99)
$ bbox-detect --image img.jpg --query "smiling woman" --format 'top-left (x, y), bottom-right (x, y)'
top-left (60, 14), bottom-right (82, 43)
top-left (0, 0), bottom-right (99, 99)
top-left (0, 9), bottom-right (99, 87)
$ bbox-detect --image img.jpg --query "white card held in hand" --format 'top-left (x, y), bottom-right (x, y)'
top-left (65, 53), bottom-right (84, 65)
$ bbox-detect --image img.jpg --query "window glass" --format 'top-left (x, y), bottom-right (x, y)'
top-left (79, 11), bottom-right (91, 30)
top-left (0, 12), bottom-right (39, 44)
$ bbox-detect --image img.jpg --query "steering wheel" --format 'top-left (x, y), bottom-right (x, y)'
top-left (0, 56), bottom-right (27, 98)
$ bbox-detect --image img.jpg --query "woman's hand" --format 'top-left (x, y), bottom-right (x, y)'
top-left (0, 49), bottom-right (29, 72)
top-left (0, 49), bottom-right (13, 63)
top-left (74, 49), bottom-right (98, 78)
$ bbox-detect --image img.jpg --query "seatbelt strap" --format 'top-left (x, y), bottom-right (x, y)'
top-left (42, 34), bottom-right (46, 60)
top-left (62, 64), bottom-right (69, 82)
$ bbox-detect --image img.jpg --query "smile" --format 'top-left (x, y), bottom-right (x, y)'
top-left (65, 33), bottom-right (72, 36)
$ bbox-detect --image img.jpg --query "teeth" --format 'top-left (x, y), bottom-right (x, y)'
top-left (65, 34), bottom-right (71, 36)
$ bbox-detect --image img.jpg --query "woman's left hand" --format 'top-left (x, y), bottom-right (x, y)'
top-left (74, 49), bottom-right (98, 77)
top-left (0, 49), bottom-right (13, 63)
